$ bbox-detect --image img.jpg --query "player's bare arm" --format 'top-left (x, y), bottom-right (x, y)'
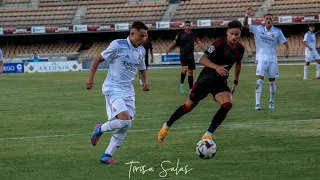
top-left (86, 54), bottom-right (105, 89)
top-left (199, 54), bottom-right (229, 76)
top-left (0, 61), bottom-right (3, 74)
top-left (232, 62), bottom-right (242, 94)
top-left (284, 41), bottom-right (289, 58)
top-left (243, 7), bottom-right (253, 29)
top-left (139, 70), bottom-right (149, 91)
top-left (166, 40), bottom-right (177, 55)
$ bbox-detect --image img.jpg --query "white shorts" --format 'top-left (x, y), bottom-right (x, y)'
top-left (305, 53), bottom-right (320, 62)
top-left (105, 94), bottom-right (135, 121)
top-left (256, 61), bottom-right (280, 78)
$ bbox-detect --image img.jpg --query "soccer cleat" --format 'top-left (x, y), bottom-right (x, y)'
top-left (303, 78), bottom-right (312, 80)
top-left (180, 84), bottom-right (185, 93)
top-left (269, 102), bottom-right (275, 109)
top-left (91, 123), bottom-right (103, 146)
top-left (100, 153), bottom-right (120, 164)
top-left (158, 123), bottom-right (169, 142)
top-left (316, 76), bottom-right (320, 79)
top-left (255, 104), bottom-right (261, 110)
top-left (201, 134), bottom-right (212, 140)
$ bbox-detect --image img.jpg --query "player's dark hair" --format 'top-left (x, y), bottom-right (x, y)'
top-left (131, 21), bottom-right (148, 31)
top-left (185, 21), bottom-right (191, 24)
top-left (227, 20), bottom-right (242, 30)
top-left (309, 24), bottom-right (315, 27)
top-left (264, 13), bottom-right (273, 17)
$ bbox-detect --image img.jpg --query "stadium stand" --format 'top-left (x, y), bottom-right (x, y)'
top-left (267, 0), bottom-right (320, 16)
top-left (83, 1), bottom-right (168, 24)
top-left (0, 42), bottom-right (82, 59)
top-left (0, 5), bottom-right (76, 27)
top-left (172, 0), bottom-right (264, 21)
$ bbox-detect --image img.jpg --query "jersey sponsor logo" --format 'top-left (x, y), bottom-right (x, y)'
top-left (123, 61), bottom-right (136, 72)
top-left (207, 45), bottom-right (215, 53)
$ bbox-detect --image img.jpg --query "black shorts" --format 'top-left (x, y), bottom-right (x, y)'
top-left (180, 57), bottom-right (195, 70)
top-left (189, 80), bottom-right (230, 101)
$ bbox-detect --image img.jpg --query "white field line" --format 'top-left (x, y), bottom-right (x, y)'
top-left (0, 118), bottom-right (319, 141)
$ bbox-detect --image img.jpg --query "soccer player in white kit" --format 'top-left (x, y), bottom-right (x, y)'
top-left (0, 48), bottom-right (3, 74)
top-left (243, 8), bottom-right (289, 110)
top-left (86, 21), bottom-right (149, 164)
top-left (303, 24), bottom-right (320, 80)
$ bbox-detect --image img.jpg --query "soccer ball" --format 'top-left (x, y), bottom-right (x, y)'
top-left (196, 139), bottom-right (216, 159)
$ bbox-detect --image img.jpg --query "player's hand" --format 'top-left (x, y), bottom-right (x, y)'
top-left (215, 65), bottom-right (229, 76)
top-left (246, 7), bottom-right (253, 16)
top-left (86, 80), bottom-right (93, 90)
top-left (165, 49), bottom-right (169, 55)
top-left (142, 83), bottom-right (149, 91)
top-left (285, 49), bottom-right (289, 58)
top-left (231, 84), bottom-right (237, 94)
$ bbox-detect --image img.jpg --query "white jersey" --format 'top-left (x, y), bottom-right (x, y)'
top-left (303, 31), bottom-right (317, 55)
top-left (250, 25), bottom-right (287, 63)
top-left (0, 48), bottom-right (3, 61)
top-left (101, 37), bottom-right (146, 100)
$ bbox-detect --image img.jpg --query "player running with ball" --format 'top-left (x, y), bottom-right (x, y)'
top-left (158, 20), bottom-right (245, 142)
top-left (86, 21), bottom-right (149, 164)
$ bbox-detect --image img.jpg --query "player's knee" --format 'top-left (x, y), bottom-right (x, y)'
top-left (256, 79), bottom-right (263, 85)
top-left (221, 102), bottom-right (232, 109)
top-left (269, 78), bottom-right (275, 82)
top-left (119, 120), bottom-right (132, 129)
top-left (182, 103), bottom-right (194, 113)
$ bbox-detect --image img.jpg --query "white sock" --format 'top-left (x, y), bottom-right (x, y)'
top-left (269, 82), bottom-right (276, 103)
top-left (304, 66), bottom-right (309, 79)
top-left (255, 79), bottom-right (263, 105)
top-left (317, 64), bottom-right (320, 77)
top-left (101, 119), bottom-right (132, 132)
top-left (164, 122), bottom-right (169, 129)
top-left (139, 79), bottom-right (143, 85)
top-left (105, 126), bottom-right (129, 156)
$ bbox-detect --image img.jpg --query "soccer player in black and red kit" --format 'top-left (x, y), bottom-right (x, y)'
top-left (166, 21), bottom-right (206, 94)
top-left (158, 20), bottom-right (245, 142)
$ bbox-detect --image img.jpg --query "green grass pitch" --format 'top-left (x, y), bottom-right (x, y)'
top-left (0, 65), bottom-right (319, 180)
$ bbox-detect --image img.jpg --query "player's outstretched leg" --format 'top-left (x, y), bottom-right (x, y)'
top-left (304, 61), bottom-right (311, 80)
top-left (202, 92), bottom-right (232, 140)
top-left (187, 69), bottom-right (194, 93)
top-left (91, 119), bottom-right (132, 146)
top-left (180, 66), bottom-right (187, 93)
top-left (158, 99), bottom-right (198, 142)
top-left (255, 78), bottom-right (263, 110)
top-left (101, 125), bottom-right (130, 164)
top-left (269, 78), bottom-right (276, 109)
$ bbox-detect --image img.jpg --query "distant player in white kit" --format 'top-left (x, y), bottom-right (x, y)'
top-left (86, 21), bottom-right (149, 164)
top-left (243, 8), bottom-right (289, 110)
top-left (0, 48), bottom-right (3, 74)
top-left (303, 24), bottom-right (320, 80)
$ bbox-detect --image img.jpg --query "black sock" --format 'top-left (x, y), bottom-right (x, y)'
top-left (166, 104), bottom-right (192, 127)
top-left (207, 102), bottom-right (232, 133)
top-left (181, 72), bottom-right (186, 84)
top-left (188, 76), bottom-right (193, 89)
